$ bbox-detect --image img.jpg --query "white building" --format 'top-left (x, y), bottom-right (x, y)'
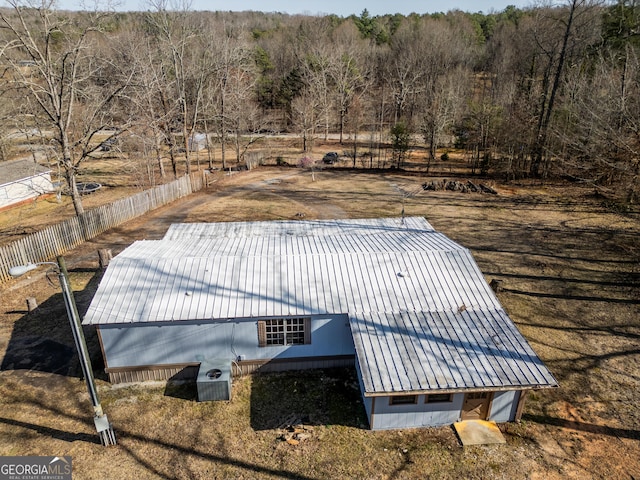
top-left (0, 159), bottom-right (54, 211)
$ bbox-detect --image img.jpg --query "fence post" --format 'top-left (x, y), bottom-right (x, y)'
top-left (98, 249), bottom-right (112, 269)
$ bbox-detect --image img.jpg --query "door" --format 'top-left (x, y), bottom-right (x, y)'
top-left (461, 392), bottom-right (492, 420)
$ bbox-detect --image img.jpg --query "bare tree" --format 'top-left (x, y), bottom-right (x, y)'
top-left (554, 47), bottom-right (640, 202)
top-left (0, 1), bottom-right (130, 216)
top-left (291, 88), bottom-right (323, 153)
top-left (413, 15), bottom-right (475, 163)
top-left (205, 25), bottom-right (260, 169)
top-left (328, 21), bottom-right (369, 146)
top-left (420, 67), bottom-right (469, 170)
top-left (295, 18), bottom-right (334, 141)
top-left (383, 23), bottom-right (427, 125)
top-left (529, 0), bottom-right (603, 177)
top-left (144, 0), bottom-right (202, 175)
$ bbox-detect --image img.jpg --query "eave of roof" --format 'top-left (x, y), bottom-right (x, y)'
top-left (350, 310), bottom-right (558, 395)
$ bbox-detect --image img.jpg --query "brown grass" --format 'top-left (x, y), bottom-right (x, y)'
top-left (0, 163), bottom-right (639, 479)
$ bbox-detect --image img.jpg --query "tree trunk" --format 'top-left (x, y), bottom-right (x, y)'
top-left (182, 120), bottom-right (191, 175)
top-left (352, 130), bottom-right (358, 168)
top-left (531, 0), bottom-right (578, 177)
top-left (204, 119), bottom-right (213, 169)
top-left (235, 129), bottom-right (241, 162)
top-left (220, 90), bottom-right (227, 170)
top-left (154, 131), bottom-right (165, 179)
top-left (168, 134), bottom-right (179, 178)
top-left (67, 170), bottom-right (84, 217)
top-left (429, 129), bottom-right (436, 161)
top-left (62, 135), bottom-right (84, 216)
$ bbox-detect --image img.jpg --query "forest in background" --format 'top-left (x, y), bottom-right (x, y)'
top-left (0, 0), bottom-right (639, 215)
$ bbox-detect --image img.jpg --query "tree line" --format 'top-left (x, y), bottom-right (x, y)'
top-left (0, 0), bottom-right (638, 215)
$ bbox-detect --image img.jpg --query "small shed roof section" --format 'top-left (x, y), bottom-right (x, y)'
top-left (351, 310), bottom-right (557, 395)
top-left (0, 158), bottom-right (51, 187)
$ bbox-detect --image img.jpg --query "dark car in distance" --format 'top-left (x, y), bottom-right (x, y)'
top-left (322, 152), bottom-right (339, 164)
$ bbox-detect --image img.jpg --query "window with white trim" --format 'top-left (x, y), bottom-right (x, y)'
top-left (258, 318), bottom-right (311, 347)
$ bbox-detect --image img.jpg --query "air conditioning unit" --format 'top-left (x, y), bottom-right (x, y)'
top-left (196, 361), bottom-right (232, 402)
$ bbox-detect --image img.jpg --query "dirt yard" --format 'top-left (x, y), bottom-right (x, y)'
top-left (0, 166), bottom-right (639, 479)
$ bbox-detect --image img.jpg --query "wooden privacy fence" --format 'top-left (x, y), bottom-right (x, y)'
top-left (0, 172), bottom-right (206, 283)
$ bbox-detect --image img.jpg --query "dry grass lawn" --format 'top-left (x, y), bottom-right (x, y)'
top-left (0, 165), bottom-right (639, 479)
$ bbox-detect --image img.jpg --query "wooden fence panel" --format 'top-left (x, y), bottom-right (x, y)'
top-left (0, 174), bottom-right (204, 282)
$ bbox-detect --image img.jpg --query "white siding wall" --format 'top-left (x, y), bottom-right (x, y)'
top-left (371, 394), bottom-right (465, 430)
top-left (0, 174), bottom-right (53, 209)
top-left (489, 390), bottom-right (521, 422)
top-left (99, 315), bottom-right (354, 368)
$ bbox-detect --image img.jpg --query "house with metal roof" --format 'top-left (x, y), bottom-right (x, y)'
top-left (83, 217), bottom-right (557, 430)
top-left (0, 158), bottom-right (54, 211)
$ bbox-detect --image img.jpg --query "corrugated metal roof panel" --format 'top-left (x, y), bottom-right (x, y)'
top-left (84, 247), bottom-right (498, 324)
top-left (163, 216), bottom-right (434, 240)
top-left (119, 232), bottom-right (463, 260)
top-left (351, 310), bottom-right (557, 395)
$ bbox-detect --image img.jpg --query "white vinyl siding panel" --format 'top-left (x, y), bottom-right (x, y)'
top-left (371, 393), bottom-right (465, 430)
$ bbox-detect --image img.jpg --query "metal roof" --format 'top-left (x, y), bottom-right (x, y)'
top-left (0, 158), bottom-right (51, 187)
top-left (163, 216), bottom-right (435, 240)
top-left (83, 216), bottom-right (557, 393)
top-left (351, 310), bottom-right (557, 395)
top-left (119, 231), bottom-right (464, 259)
top-left (84, 217), bottom-right (496, 324)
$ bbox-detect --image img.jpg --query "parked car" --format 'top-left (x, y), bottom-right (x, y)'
top-left (322, 152), bottom-right (339, 164)
top-left (100, 137), bottom-right (118, 152)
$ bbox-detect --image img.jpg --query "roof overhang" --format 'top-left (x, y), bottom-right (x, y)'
top-left (350, 310), bottom-right (558, 394)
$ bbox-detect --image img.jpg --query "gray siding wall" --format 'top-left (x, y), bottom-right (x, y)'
top-left (355, 358), bottom-right (373, 423)
top-left (489, 390), bottom-right (521, 422)
top-left (99, 314), bottom-right (354, 368)
top-left (371, 394), bottom-right (465, 430)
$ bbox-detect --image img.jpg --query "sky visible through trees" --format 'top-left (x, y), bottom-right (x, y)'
top-left (56, 0), bottom-right (535, 17)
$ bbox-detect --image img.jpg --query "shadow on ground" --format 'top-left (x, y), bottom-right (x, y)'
top-left (249, 367), bottom-right (368, 430)
top-left (1, 269), bottom-right (106, 380)
top-left (523, 413), bottom-right (640, 440)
